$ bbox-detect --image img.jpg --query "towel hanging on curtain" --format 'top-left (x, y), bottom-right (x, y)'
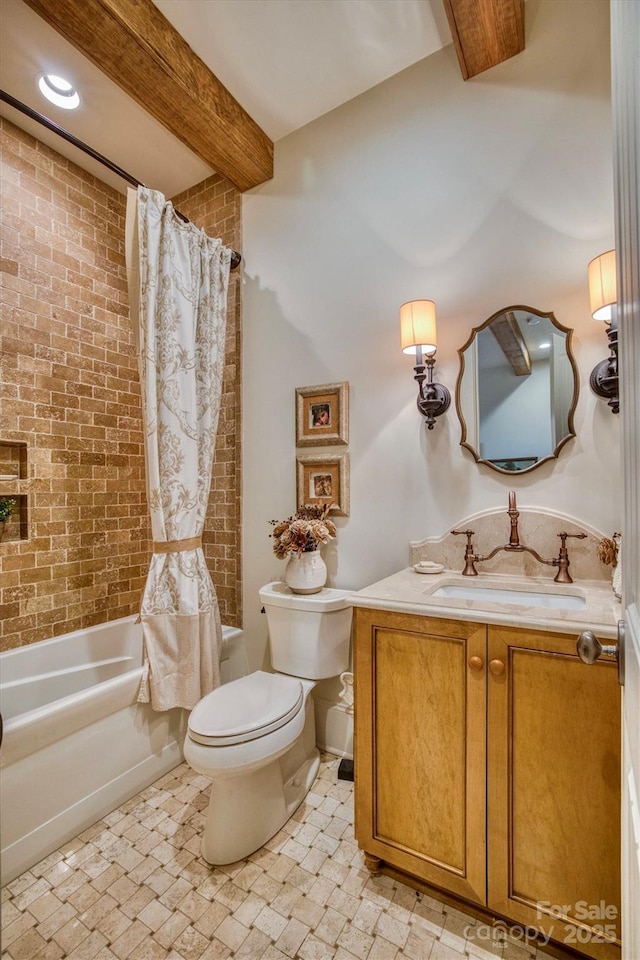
top-left (126, 186), bottom-right (232, 711)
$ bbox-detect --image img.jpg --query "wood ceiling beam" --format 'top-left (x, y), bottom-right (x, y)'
top-left (23, 0), bottom-right (273, 192)
top-left (490, 311), bottom-right (531, 376)
top-left (443, 0), bottom-right (525, 80)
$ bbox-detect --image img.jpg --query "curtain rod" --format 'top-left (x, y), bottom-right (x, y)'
top-left (0, 89), bottom-right (242, 270)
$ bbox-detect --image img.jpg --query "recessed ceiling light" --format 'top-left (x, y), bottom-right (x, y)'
top-left (38, 74), bottom-right (80, 110)
top-left (539, 341), bottom-right (551, 349)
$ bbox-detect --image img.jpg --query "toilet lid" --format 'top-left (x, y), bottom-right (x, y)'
top-left (188, 671), bottom-right (304, 746)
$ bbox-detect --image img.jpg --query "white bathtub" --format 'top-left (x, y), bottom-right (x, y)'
top-left (0, 615), bottom-right (246, 885)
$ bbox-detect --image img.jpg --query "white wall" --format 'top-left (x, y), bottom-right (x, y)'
top-left (242, 0), bottom-right (618, 674)
top-left (479, 358), bottom-right (552, 462)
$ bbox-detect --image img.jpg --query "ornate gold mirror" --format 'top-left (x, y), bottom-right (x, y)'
top-left (456, 306), bottom-right (578, 475)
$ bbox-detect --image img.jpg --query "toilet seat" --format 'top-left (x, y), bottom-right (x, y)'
top-left (188, 671), bottom-right (303, 747)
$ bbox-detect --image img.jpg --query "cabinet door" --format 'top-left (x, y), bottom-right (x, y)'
top-left (487, 625), bottom-right (621, 960)
top-left (354, 608), bottom-right (487, 903)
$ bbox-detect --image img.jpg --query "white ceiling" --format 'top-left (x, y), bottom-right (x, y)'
top-left (0, 0), bottom-right (451, 197)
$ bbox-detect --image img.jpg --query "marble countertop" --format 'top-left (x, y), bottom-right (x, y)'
top-left (349, 568), bottom-right (621, 639)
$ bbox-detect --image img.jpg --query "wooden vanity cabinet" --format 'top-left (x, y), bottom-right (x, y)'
top-left (353, 608), bottom-right (621, 960)
top-left (487, 624), bottom-right (621, 958)
top-left (353, 607), bottom-right (488, 903)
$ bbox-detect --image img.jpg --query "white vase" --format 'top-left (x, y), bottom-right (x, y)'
top-left (285, 551), bottom-right (327, 594)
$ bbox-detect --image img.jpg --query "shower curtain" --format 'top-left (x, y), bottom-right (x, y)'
top-left (126, 186), bottom-right (232, 711)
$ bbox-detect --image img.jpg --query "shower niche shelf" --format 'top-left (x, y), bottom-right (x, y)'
top-left (0, 495), bottom-right (28, 543)
top-left (0, 441), bottom-right (29, 543)
top-left (0, 441), bottom-right (27, 481)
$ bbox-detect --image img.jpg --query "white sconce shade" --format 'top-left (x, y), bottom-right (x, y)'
top-left (587, 249), bottom-right (619, 414)
top-left (588, 249), bottom-right (617, 321)
top-left (400, 300), bottom-right (437, 356)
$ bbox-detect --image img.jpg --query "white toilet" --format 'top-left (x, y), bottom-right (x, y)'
top-left (183, 581), bottom-right (352, 865)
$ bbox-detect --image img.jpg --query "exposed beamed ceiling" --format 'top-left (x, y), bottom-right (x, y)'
top-left (1, 0), bottom-right (525, 196)
top-left (22, 0), bottom-right (274, 192)
top-left (444, 0), bottom-right (524, 80)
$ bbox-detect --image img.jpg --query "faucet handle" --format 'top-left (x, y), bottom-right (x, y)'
top-left (451, 529), bottom-right (478, 576)
top-left (452, 528), bottom-right (475, 541)
top-left (553, 531), bottom-right (587, 583)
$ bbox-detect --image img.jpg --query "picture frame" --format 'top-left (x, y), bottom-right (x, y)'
top-left (295, 382), bottom-right (349, 447)
top-left (296, 453), bottom-right (350, 517)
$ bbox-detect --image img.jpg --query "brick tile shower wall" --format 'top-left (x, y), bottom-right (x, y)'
top-left (0, 118), bottom-right (242, 651)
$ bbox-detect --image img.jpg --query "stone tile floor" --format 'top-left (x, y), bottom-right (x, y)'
top-left (2, 755), bottom-right (554, 960)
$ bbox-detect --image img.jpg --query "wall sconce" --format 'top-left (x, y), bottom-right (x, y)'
top-left (400, 299), bottom-right (451, 430)
top-left (587, 249), bottom-right (619, 414)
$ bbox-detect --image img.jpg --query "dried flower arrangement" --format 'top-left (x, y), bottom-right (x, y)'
top-left (597, 533), bottom-right (621, 567)
top-left (270, 504), bottom-right (337, 559)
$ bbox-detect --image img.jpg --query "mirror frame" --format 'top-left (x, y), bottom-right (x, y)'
top-left (455, 305), bottom-right (579, 476)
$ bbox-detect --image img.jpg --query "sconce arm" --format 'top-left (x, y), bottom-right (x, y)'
top-left (590, 316), bottom-right (619, 414)
top-left (414, 355), bottom-right (451, 430)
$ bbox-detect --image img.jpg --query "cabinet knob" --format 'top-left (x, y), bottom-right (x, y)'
top-left (489, 659), bottom-right (505, 676)
top-left (468, 656), bottom-right (484, 671)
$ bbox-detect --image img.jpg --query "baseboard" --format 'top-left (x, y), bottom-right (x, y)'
top-left (313, 696), bottom-right (353, 760)
top-left (1, 740), bottom-right (183, 886)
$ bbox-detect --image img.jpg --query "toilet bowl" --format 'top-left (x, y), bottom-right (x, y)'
top-left (184, 582), bottom-right (352, 865)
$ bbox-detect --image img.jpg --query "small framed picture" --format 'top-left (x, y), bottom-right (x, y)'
top-left (296, 454), bottom-right (350, 516)
top-left (295, 382), bottom-right (349, 447)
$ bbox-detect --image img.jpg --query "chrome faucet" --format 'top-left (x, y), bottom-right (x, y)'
top-left (452, 492), bottom-right (587, 583)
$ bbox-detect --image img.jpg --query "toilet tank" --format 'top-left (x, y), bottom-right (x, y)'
top-left (258, 582), bottom-right (352, 680)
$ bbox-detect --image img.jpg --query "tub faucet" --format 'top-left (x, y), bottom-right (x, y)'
top-left (452, 492), bottom-right (587, 583)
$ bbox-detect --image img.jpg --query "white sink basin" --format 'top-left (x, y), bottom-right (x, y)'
top-left (430, 583), bottom-right (586, 610)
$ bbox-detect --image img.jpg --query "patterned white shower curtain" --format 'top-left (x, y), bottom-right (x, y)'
top-left (126, 186), bottom-right (232, 711)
